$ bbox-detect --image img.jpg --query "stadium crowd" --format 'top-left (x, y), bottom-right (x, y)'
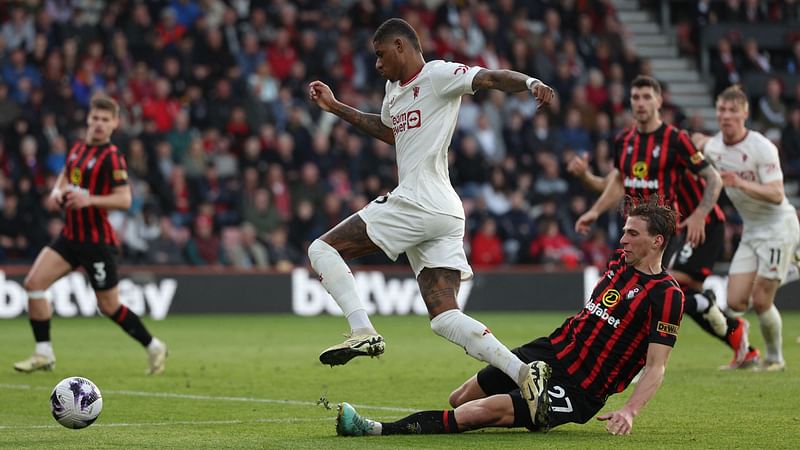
top-left (0, 0), bottom-right (797, 270)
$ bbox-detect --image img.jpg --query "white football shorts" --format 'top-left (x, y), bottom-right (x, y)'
top-left (358, 193), bottom-right (473, 281)
top-left (730, 217), bottom-right (800, 281)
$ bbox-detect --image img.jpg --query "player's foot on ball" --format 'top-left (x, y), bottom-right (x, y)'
top-left (726, 317), bottom-right (750, 364)
top-left (13, 353), bottom-right (56, 373)
top-left (521, 361), bottom-right (552, 432)
top-left (147, 338), bottom-right (168, 375)
top-left (319, 333), bottom-right (384, 366)
top-left (719, 347), bottom-right (760, 370)
top-left (336, 402), bottom-right (376, 436)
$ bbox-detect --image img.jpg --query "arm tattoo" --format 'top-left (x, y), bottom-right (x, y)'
top-left (697, 166), bottom-right (722, 214)
top-left (472, 69), bottom-right (529, 93)
top-left (331, 103), bottom-right (395, 145)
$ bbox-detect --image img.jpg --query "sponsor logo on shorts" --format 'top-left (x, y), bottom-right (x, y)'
top-left (657, 321), bottom-right (679, 336)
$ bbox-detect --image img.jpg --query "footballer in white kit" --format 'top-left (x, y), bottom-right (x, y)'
top-left (357, 60), bottom-right (484, 280)
top-left (308, 18), bottom-right (556, 427)
top-left (694, 85), bottom-right (798, 371)
top-left (704, 130), bottom-right (799, 280)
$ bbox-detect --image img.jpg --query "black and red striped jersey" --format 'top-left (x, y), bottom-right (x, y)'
top-left (548, 249), bottom-right (684, 400)
top-left (613, 123), bottom-right (723, 223)
top-left (61, 141), bottom-right (129, 245)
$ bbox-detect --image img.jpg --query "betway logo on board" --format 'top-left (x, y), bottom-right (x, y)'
top-left (0, 271), bottom-right (175, 320)
top-left (292, 269), bottom-right (472, 316)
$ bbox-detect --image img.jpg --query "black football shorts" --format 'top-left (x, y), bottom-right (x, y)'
top-left (49, 235), bottom-right (120, 290)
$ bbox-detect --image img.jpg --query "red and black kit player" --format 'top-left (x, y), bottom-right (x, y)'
top-left (333, 198), bottom-right (684, 436)
top-left (13, 95), bottom-right (168, 375)
top-left (574, 75), bottom-right (750, 368)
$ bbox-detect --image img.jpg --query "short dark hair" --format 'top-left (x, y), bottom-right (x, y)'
top-left (89, 94), bottom-right (119, 117)
top-left (631, 75), bottom-right (662, 96)
top-left (373, 18), bottom-right (421, 52)
top-left (625, 195), bottom-right (677, 250)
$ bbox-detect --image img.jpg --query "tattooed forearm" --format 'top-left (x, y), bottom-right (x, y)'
top-left (331, 103), bottom-right (395, 145)
top-left (697, 165), bottom-right (723, 214)
top-left (472, 69), bottom-right (530, 92)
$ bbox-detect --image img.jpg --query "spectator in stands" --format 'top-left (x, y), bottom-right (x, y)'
top-left (711, 37), bottom-right (741, 97)
top-left (185, 214), bottom-right (221, 265)
top-left (755, 77), bottom-right (787, 133)
top-left (267, 225), bottom-right (302, 271)
top-left (528, 217), bottom-right (581, 268)
top-left (243, 187), bottom-right (282, 243)
top-left (741, 38), bottom-right (771, 73)
top-left (781, 104), bottom-right (800, 178)
top-left (470, 217), bottom-right (505, 269)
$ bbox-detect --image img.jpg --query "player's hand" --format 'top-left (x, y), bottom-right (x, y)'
top-left (691, 132), bottom-right (710, 150)
top-left (567, 153), bottom-right (590, 178)
top-left (597, 409), bottom-right (634, 435)
top-left (47, 188), bottom-right (65, 211)
top-left (679, 212), bottom-right (706, 246)
top-left (308, 80), bottom-right (338, 113)
top-left (720, 171), bottom-right (741, 188)
top-left (530, 81), bottom-right (555, 108)
top-left (575, 210), bottom-right (599, 235)
top-left (63, 191), bottom-right (92, 209)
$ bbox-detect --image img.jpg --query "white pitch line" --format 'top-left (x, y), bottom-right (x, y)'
top-left (0, 417), bottom-right (334, 430)
top-left (0, 383), bottom-right (419, 413)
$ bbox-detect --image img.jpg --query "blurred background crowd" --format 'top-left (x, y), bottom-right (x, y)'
top-left (0, 0), bottom-right (798, 271)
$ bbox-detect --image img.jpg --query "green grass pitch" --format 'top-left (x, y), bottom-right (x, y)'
top-left (0, 312), bottom-right (798, 449)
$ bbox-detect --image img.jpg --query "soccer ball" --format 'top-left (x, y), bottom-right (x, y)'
top-left (50, 376), bottom-right (103, 429)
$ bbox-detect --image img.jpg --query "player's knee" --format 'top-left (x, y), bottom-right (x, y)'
top-left (308, 239), bottom-right (334, 269)
top-left (449, 387), bottom-right (469, 408)
top-left (23, 276), bottom-right (47, 295)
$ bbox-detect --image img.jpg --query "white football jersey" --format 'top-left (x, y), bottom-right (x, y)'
top-left (704, 130), bottom-right (798, 236)
top-left (380, 60), bottom-right (483, 219)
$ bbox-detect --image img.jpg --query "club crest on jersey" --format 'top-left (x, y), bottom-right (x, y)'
top-left (413, 86), bottom-right (420, 99)
top-left (601, 289), bottom-right (620, 308)
top-left (626, 285), bottom-right (642, 300)
top-left (627, 145), bottom-right (633, 154)
top-left (70, 168), bottom-right (82, 185)
top-left (652, 145), bottom-right (660, 158)
top-left (87, 158), bottom-right (96, 169)
top-left (632, 161), bottom-right (649, 179)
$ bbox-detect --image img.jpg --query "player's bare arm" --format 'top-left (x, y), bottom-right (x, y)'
top-left (721, 173), bottom-right (785, 204)
top-left (65, 185), bottom-right (132, 210)
top-left (679, 165), bottom-right (722, 245)
top-left (597, 343), bottom-right (671, 435)
top-left (47, 169), bottom-right (68, 211)
top-left (567, 153), bottom-right (611, 193)
top-left (471, 69), bottom-right (555, 107)
top-left (308, 80), bottom-right (395, 145)
top-left (575, 169), bottom-right (623, 234)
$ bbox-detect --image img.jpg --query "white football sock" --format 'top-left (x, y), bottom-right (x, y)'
top-left (758, 305), bottom-right (783, 363)
top-left (308, 239), bottom-right (374, 333)
top-left (35, 342), bottom-right (54, 358)
top-left (147, 337), bottom-right (164, 353)
top-left (430, 309), bottom-right (527, 387)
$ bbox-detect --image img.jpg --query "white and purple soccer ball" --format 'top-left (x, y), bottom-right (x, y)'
top-left (50, 376), bottom-right (103, 429)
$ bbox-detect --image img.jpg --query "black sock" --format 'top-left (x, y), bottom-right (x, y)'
top-left (380, 410), bottom-right (459, 435)
top-left (30, 319), bottom-right (51, 342)
top-left (109, 305), bottom-right (153, 347)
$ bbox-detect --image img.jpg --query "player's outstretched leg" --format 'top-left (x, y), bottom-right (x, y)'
top-left (319, 334), bottom-right (385, 366)
top-left (336, 402), bottom-right (378, 436)
top-left (309, 238), bottom-right (383, 366)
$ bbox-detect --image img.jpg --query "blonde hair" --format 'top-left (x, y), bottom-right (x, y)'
top-left (717, 85), bottom-right (749, 112)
